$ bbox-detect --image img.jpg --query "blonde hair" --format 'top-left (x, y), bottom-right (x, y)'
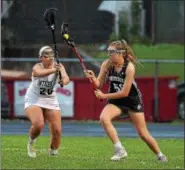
top-left (109, 40), bottom-right (141, 66)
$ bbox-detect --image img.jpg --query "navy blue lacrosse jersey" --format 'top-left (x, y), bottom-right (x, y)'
top-left (107, 61), bottom-right (144, 112)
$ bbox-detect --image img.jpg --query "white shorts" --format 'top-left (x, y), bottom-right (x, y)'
top-left (24, 97), bottom-right (60, 111)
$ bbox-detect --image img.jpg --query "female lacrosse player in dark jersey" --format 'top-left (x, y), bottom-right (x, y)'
top-left (84, 40), bottom-right (167, 162)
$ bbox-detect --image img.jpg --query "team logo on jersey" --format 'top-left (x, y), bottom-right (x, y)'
top-left (109, 76), bottom-right (124, 83)
top-left (37, 80), bottom-right (55, 88)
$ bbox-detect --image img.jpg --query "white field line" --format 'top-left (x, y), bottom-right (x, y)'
top-left (2, 147), bottom-right (66, 152)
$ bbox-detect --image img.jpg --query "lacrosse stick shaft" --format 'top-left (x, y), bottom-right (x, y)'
top-left (51, 29), bottom-right (63, 86)
top-left (51, 30), bottom-right (59, 63)
top-left (72, 47), bottom-right (97, 90)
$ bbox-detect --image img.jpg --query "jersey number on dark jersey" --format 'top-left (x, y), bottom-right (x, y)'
top-left (40, 88), bottom-right (53, 95)
top-left (113, 83), bottom-right (122, 92)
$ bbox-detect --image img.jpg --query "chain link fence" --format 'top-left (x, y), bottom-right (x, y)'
top-left (1, 58), bottom-right (184, 80)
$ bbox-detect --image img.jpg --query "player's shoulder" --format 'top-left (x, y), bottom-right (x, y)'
top-left (33, 62), bottom-right (42, 67)
top-left (32, 63), bottom-right (42, 70)
top-left (127, 62), bottom-right (135, 69)
top-left (102, 59), bottom-right (110, 64)
top-left (126, 62), bottom-right (135, 74)
top-left (102, 59), bottom-right (111, 68)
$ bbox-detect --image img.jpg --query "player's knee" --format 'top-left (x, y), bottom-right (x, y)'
top-left (99, 115), bottom-right (111, 125)
top-left (137, 129), bottom-right (148, 140)
top-left (33, 122), bottom-right (44, 131)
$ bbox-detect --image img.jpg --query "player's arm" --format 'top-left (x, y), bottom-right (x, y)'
top-left (97, 59), bottom-right (111, 88)
top-left (32, 63), bottom-right (57, 77)
top-left (102, 62), bottom-right (135, 99)
top-left (58, 64), bottom-right (70, 85)
top-left (84, 59), bottom-right (110, 88)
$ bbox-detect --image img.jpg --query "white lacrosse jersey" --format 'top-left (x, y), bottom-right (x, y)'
top-left (25, 63), bottom-right (60, 110)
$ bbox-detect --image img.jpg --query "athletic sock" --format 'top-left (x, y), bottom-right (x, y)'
top-left (49, 149), bottom-right (58, 155)
top-left (28, 136), bottom-right (36, 144)
top-left (156, 152), bottom-right (164, 157)
top-left (114, 141), bottom-right (124, 150)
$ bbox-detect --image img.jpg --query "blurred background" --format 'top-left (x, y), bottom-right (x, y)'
top-left (1, 0), bottom-right (184, 122)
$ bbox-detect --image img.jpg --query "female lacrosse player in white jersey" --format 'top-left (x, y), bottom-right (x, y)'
top-left (25, 45), bottom-right (70, 157)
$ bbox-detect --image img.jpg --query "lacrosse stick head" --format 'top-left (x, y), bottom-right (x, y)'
top-left (61, 23), bottom-right (69, 35)
top-left (61, 22), bottom-right (76, 47)
top-left (43, 8), bottom-right (58, 30)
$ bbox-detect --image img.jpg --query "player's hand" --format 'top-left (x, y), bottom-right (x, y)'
top-left (94, 89), bottom-right (106, 99)
top-left (54, 63), bottom-right (62, 72)
top-left (58, 79), bottom-right (63, 86)
top-left (84, 70), bottom-right (96, 79)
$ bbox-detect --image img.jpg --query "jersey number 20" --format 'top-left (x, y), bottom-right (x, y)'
top-left (40, 88), bottom-right (53, 95)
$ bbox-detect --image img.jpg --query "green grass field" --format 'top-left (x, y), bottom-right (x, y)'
top-left (133, 44), bottom-right (184, 81)
top-left (93, 44), bottom-right (184, 81)
top-left (2, 135), bottom-right (184, 169)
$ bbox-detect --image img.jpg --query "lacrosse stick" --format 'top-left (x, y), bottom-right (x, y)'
top-left (60, 23), bottom-right (106, 101)
top-left (43, 8), bottom-right (63, 87)
top-left (60, 23), bottom-right (98, 90)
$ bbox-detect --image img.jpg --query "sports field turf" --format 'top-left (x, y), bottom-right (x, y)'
top-left (2, 135), bottom-right (184, 169)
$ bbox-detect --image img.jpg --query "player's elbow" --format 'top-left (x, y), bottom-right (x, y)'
top-left (124, 89), bottom-right (130, 97)
top-left (97, 82), bottom-right (102, 89)
top-left (96, 79), bottom-right (102, 89)
top-left (120, 91), bottom-right (129, 98)
top-left (124, 92), bottom-right (129, 97)
top-left (63, 77), bottom-right (70, 85)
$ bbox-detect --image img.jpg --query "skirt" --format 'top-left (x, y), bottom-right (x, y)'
top-left (24, 96), bottom-right (60, 110)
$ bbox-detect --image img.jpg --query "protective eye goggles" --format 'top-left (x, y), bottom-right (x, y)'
top-left (107, 49), bottom-right (125, 56)
top-left (42, 51), bottom-right (54, 57)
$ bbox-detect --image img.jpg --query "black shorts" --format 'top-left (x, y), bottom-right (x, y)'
top-left (108, 98), bottom-right (144, 113)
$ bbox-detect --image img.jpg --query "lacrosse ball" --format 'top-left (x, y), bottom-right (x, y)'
top-left (63, 34), bottom-right (69, 40)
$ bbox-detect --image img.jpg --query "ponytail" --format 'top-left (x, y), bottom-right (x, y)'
top-left (110, 39), bottom-right (143, 67)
